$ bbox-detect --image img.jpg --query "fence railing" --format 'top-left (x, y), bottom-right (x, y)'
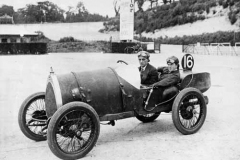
top-left (183, 43), bottom-right (240, 56)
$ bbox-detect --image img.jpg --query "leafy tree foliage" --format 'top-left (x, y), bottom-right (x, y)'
top-left (65, 1), bottom-right (108, 23)
top-left (133, 0), bottom-right (239, 34)
top-left (135, 0), bottom-right (146, 12)
top-left (13, 1), bottom-right (64, 23)
top-left (0, 5), bottom-right (14, 16)
top-left (1, 1), bottom-right (108, 24)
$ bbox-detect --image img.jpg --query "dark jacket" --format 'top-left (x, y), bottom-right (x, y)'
top-left (154, 66), bottom-right (180, 87)
top-left (139, 63), bottom-right (158, 85)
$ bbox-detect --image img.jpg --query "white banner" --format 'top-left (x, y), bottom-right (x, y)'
top-left (120, 0), bottom-right (134, 41)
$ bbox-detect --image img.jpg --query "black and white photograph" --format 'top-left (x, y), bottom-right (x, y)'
top-left (0, 0), bottom-right (240, 159)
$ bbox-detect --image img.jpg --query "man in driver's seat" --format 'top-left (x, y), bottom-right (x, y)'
top-left (151, 56), bottom-right (180, 88)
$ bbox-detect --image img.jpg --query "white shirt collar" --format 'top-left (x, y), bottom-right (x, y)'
top-left (141, 64), bottom-right (147, 71)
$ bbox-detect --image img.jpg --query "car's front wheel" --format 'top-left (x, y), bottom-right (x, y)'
top-left (47, 102), bottom-right (100, 159)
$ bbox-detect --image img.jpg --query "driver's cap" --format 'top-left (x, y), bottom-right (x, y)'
top-left (167, 56), bottom-right (179, 64)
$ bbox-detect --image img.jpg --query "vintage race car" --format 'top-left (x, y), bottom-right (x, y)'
top-left (18, 54), bottom-right (211, 159)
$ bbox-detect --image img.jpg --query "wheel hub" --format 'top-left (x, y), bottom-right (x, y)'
top-left (69, 124), bottom-right (83, 137)
top-left (59, 117), bottom-right (92, 138)
top-left (181, 105), bottom-right (194, 120)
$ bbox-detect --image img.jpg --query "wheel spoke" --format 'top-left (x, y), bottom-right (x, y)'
top-left (57, 135), bottom-right (68, 147)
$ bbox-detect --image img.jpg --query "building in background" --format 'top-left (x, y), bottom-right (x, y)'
top-left (0, 33), bottom-right (38, 43)
top-left (0, 32), bottom-right (47, 55)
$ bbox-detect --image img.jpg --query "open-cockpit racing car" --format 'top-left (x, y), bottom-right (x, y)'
top-left (18, 54), bottom-right (211, 159)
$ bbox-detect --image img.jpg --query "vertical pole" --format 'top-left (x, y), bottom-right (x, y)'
top-left (110, 36), bottom-right (112, 53)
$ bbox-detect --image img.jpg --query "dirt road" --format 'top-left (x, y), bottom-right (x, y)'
top-left (0, 52), bottom-right (240, 160)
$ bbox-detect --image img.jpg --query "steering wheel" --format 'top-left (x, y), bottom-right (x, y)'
top-left (117, 60), bottom-right (128, 65)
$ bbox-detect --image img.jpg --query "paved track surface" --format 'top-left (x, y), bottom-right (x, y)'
top-left (0, 52), bottom-right (240, 160)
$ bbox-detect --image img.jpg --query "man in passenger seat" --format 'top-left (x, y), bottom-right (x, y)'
top-left (151, 56), bottom-right (180, 88)
top-left (138, 51), bottom-right (158, 87)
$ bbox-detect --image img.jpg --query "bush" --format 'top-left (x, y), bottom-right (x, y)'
top-left (207, 1), bottom-right (217, 7)
top-left (170, 1), bottom-right (178, 9)
top-left (160, 4), bottom-right (170, 10)
top-left (235, 9), bottom-right (240, 14)
top-left (198, 15), bottom-right (206, 20)
top-left (198, 10), bottom-right (204, 14)
top-left (222, 1), bottom-right (229, 8)
top-left (98, 17), bottom-right (120, 33)
top-left (48, 41), bottom-right (111, 53)
top-left (172, 4), bottom-right (184, 16)
top-left (228, 12), bottom-right (237, 24)
top-left (59, 36), bottom-right (75, 42)
top-left (192, 3), bottom-right (205, 12)
top-left (171, 4), bottom-right (188, 17)
top-left (229, 0), bottom-right (235, 6)
top-left (218, 0), bottom-right (224, 5)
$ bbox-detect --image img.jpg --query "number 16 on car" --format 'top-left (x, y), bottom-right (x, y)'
top-left (181, 54), bottom-right (194, 71)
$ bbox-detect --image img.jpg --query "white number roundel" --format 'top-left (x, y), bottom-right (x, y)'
top-left (181, 54), bottom-right (194, 70)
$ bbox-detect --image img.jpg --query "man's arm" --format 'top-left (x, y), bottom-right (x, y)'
top-left (153, 73), bottom-right (180, 87)
top-left (157, 66), bottom-right (169, 74)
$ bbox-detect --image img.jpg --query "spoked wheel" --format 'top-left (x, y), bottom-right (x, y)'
top-left (172, 88), bottom-right (207, 135)
top-left (47, 102), bottom-right (100, 160)
top-left (18, 92), bottom-right (47, 141)
top-left (136, 112), bottom-right (161, 123)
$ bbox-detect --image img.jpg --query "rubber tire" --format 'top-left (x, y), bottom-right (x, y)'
top-left (172, 88), bottom-right (207, 135)
top-left (47, 102), bottom-right (100, 160)
top-left (18, 92), bottom-right (47, 141)
top-left (136, 112), bottom-right (161, 123)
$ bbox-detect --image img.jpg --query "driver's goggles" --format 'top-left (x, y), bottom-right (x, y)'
top-left (167, 59), bottom-right (175, 64)
top-left (167, 62), bottom-right (174, 66)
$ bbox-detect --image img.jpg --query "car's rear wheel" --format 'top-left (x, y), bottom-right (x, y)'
top-left (47, 102), bottom-right (100, 159)
top-left (18, 92), bottom-right (47, 141)
top-left (136, 112), bottom-right (161, 123)
top-left (172, 88), bottom-right (207, 135)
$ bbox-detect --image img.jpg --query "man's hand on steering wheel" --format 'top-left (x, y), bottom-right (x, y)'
top-left (150, 83), bottom-right (158, 89)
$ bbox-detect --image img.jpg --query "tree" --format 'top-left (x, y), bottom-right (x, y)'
top-left (39, 1), bottom-right (65, 22)
top-left (17, 4), bottom-right (41, 23)
top-left (15, 1), bottom-right (65, 23)
top-left (0, 5), bottom-right (14, 16)
top-left (76, 1), bottom-right (87, 13)
top-left (65, 6), bottom-right (73, 22)
top-left (135, 0), bottom-right (146, 12)
top-left (75, 1), bottom-right (88, 22)
top-left (113, 0), bottom-right (120, 17)
top-left (65, 1), bottom-right (107, 23)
